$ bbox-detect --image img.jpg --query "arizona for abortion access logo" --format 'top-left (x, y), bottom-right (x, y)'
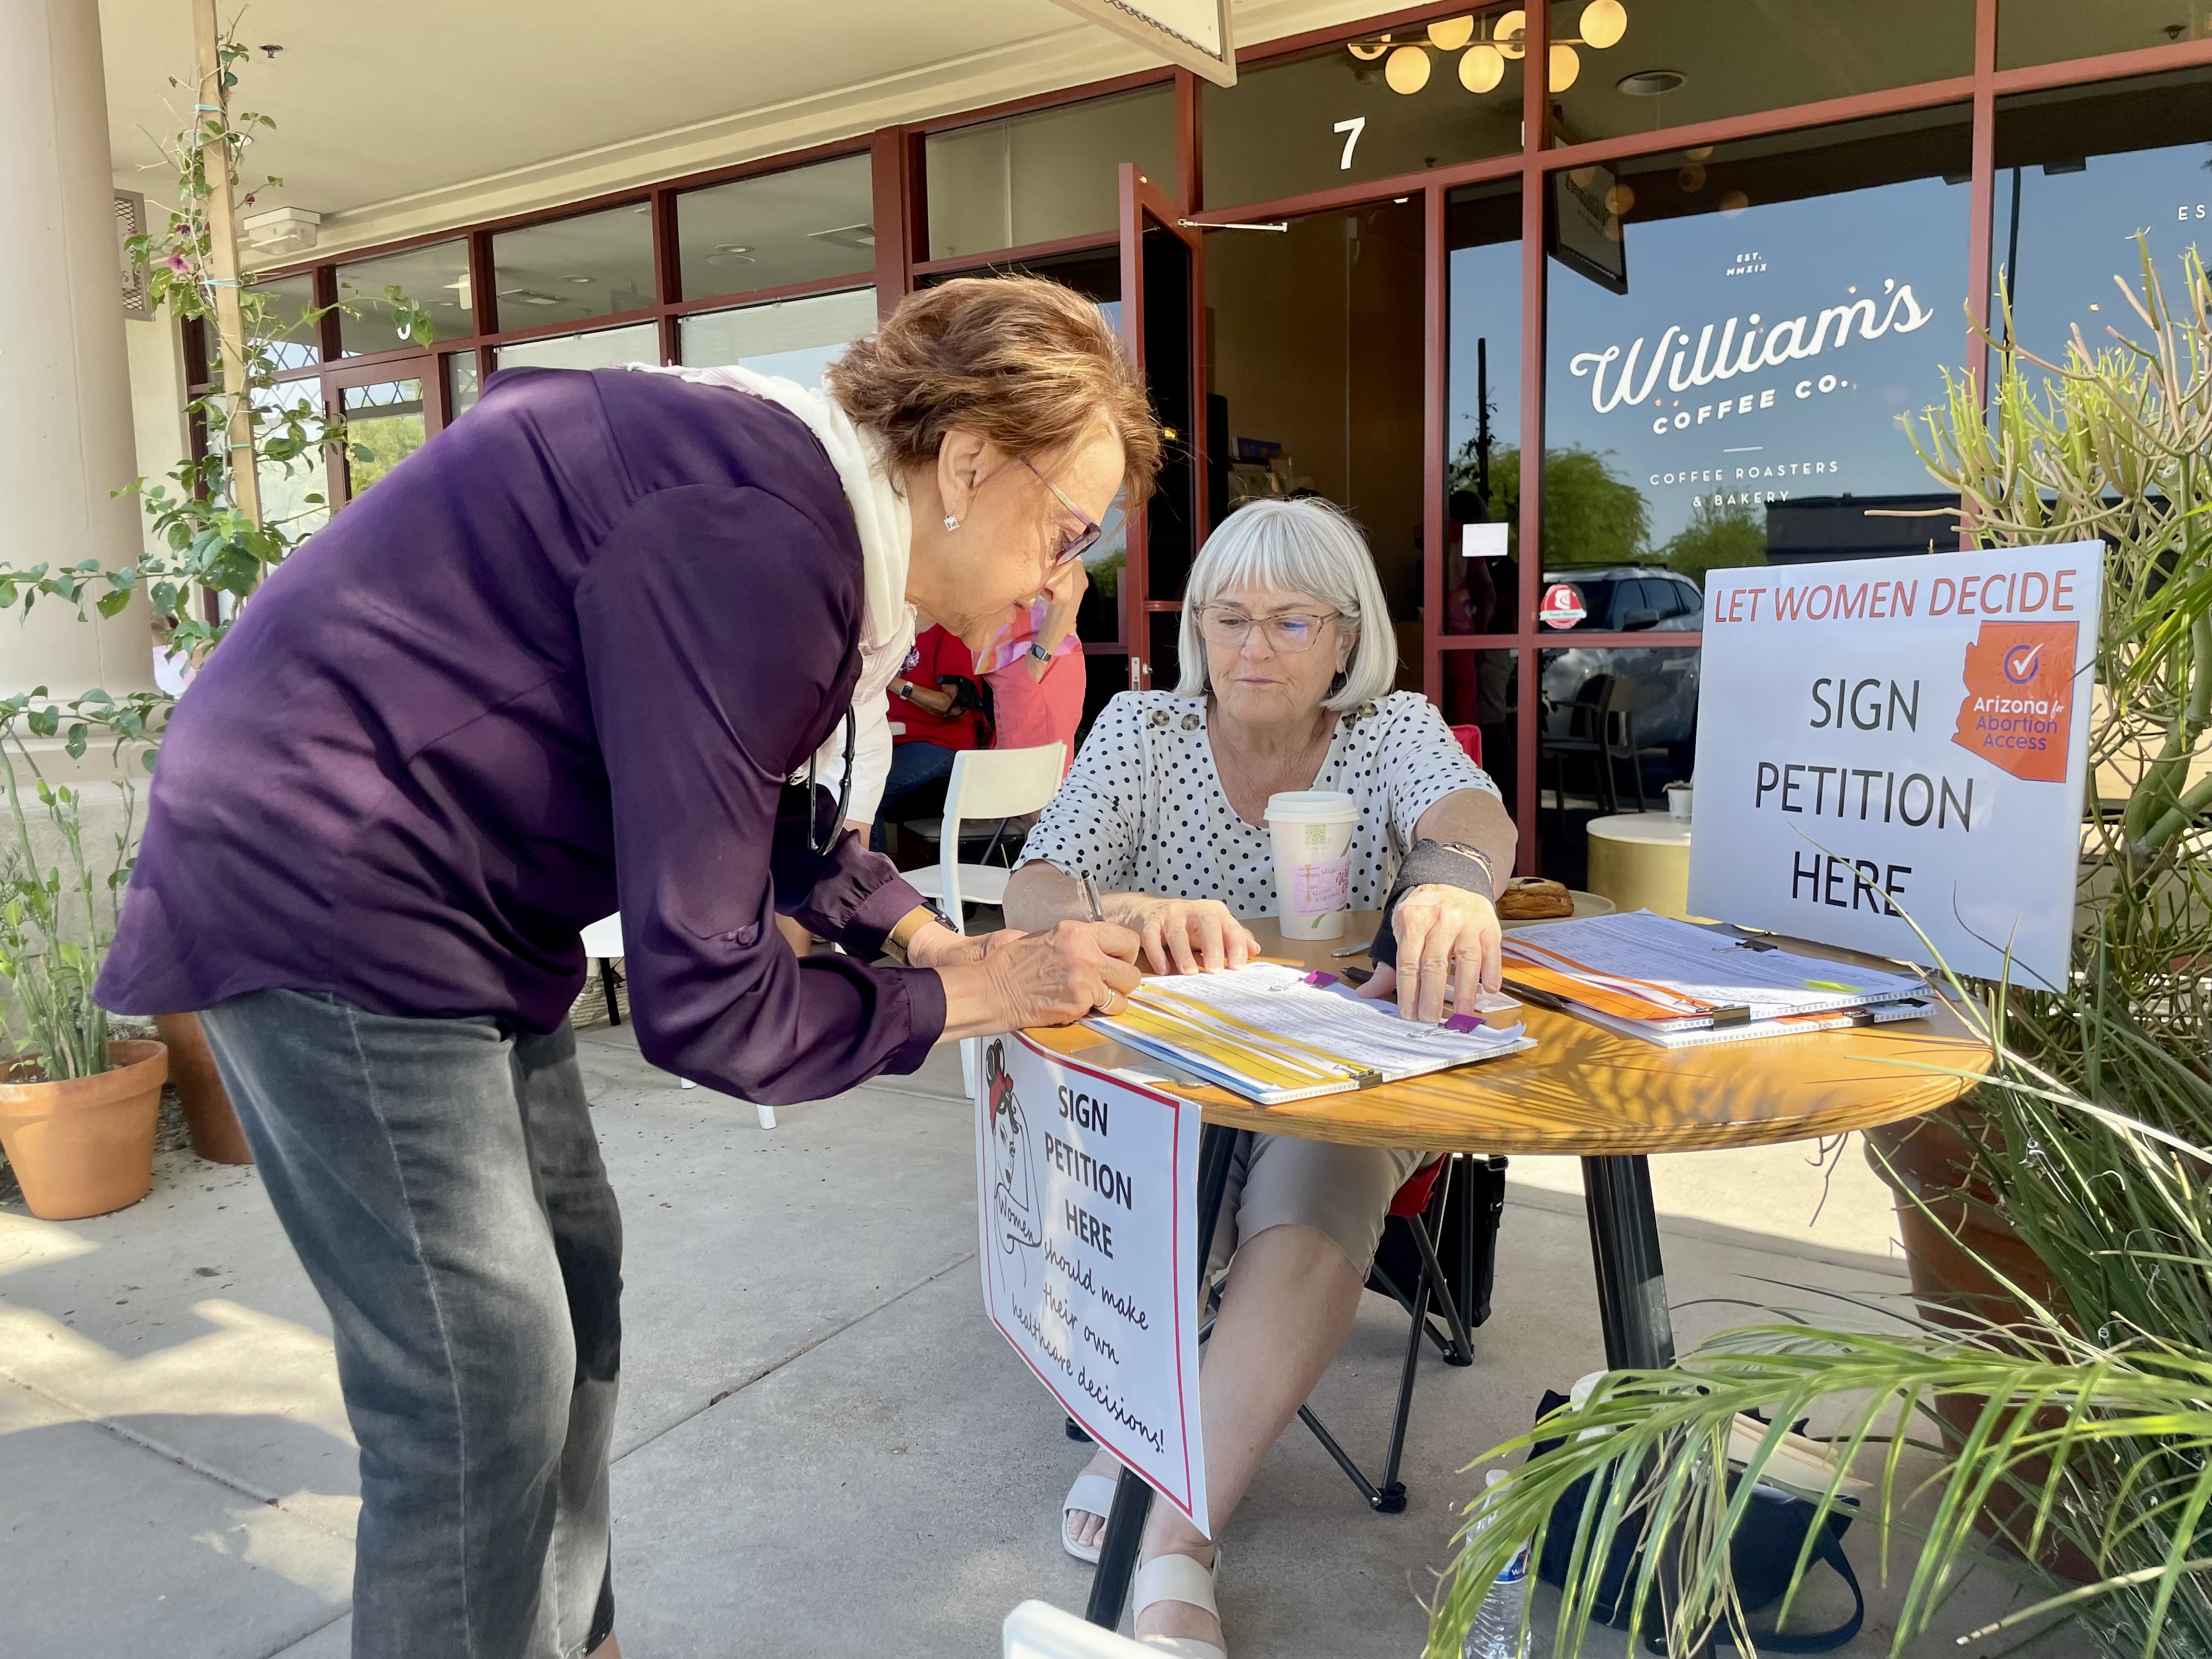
top-left (1951, 621), bottom-right (2078, 782)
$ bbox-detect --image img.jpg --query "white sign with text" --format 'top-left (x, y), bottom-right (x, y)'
top-left (977, 1032), bottom-right (1209, 1536)
top-left (1688, 544), bottom-right (2103, 985)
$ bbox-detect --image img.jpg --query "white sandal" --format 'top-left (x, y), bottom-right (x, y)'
top-left (1132, 1549), bottom-right (1226, 1659)
top-left (1060, 1472), bottom-right (1122, 1564)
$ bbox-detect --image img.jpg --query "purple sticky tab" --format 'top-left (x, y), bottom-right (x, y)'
top-left (1303, 970), bottom-right (1339, 988)
top-left (1442, 1013), bottom-right (1483, 1033)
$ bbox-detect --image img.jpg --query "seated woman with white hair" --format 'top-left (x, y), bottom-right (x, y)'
top-left (1002, 496), bottom-right (1515, 1658)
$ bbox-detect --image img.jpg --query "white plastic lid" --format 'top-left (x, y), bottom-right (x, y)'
top-left (1265, 789), bottom-right (1357, 823)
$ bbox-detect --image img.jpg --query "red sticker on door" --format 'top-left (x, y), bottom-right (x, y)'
top-left (1539, 584), bottom-right (1585, 630)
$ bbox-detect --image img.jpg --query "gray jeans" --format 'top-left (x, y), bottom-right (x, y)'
top-left (199, 990), bottom-right (622, 1659)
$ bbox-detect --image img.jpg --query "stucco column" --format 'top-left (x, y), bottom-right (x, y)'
top-left (1, 0), bottom-right (159, 703)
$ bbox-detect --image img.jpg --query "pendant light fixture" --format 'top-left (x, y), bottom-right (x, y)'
top-left (1349, 1), bottom-right (1626, 97)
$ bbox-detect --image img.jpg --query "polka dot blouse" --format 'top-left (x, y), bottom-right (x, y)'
top-left (1017, 691), bottom-right (1500, 917)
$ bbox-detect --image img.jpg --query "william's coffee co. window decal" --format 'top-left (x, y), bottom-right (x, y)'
top-left (1542, 153), bottom-right (1968, 566)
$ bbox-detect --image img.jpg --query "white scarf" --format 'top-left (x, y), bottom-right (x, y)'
top-left (618, 362), bottom-right (913, 823)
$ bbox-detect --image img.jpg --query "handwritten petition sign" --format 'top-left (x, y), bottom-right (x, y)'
top-left (1688, 544), bottom-right (2102, 985)
top-left (977, 1032), bottom-right (1209, 1536)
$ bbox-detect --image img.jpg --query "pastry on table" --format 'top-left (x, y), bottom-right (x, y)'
top-left (1496, 877), bottom-right (1575, 920)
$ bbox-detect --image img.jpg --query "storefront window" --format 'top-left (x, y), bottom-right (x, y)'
top-left (678, 287), bottom-right (879, 383)
top-left (492, 204), bottom-right (656, 332)
top-left (1992, 69), bottom-right (2212, 364)
top-left (676, 156), bottom-right (876, 303)
top-left (1536, 641), bottom-right (1697, 882)
top-left (340, 377), bottom-right (428, 494)
top-left (1207, 199), bottom-right (1425, 661)
top-left (1201, 14), bottom-right (1522, 210)
top-left (1998, 0), bottom-right (2212, 70)
top-left (253, 379), bottom-right (328, 537)
top-left (1444, 180), bottom-right (1523, 641)
top-left (336, 240), bottom-right (472, 357)
top-left (493, 321), bottom-right (662, 373)
top-left (444, 352), bottom-right (481, 417)
top-left (924, 86), bottom-right (1174, 259)
top-left (1544, 0), bottom-right (1972, 146)
top-left (1440, 646), bottom-right (1521, 814)
top-left (253, 273), bottom-right (320, 370)
top-left (1543, 108), bottom-right (1970, 585)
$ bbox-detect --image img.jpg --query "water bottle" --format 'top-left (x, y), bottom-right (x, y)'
top-left (1463, 1468), bottom-right (1532, 1659)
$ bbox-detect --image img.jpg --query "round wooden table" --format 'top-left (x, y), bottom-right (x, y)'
top-left (1030, 910), bottom-right (1990, 1626)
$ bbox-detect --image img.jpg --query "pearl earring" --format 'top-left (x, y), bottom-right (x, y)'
top-left (943, 514), bottom-right (961, 532)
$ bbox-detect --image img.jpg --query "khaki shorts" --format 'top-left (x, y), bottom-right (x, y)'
top-left (1206, 1130), bottom-right (1427, 1278)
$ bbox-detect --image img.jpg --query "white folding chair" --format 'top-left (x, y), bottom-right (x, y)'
top-left (1003, 1599), bottom-right (1152, 1658)
top-left (902, 743), bottom-right (1066, 1096)
top-left (581, 911), bottom-right (775, 1130)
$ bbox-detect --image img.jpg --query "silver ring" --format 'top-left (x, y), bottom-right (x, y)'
top-left (1095, 988), bottom-right (1122, 1016)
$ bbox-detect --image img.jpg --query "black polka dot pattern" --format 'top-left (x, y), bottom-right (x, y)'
top-left (1018, 691), bottom-right (1500, 917)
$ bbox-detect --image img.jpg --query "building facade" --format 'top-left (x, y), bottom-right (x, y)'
top-left (200, 0), bottom-right (2212, 879)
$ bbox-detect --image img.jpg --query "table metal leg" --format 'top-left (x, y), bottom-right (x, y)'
top-left (1086, 1122), bottom-right (1238, 1628)
top-left (1581, 1154), bottom-right (1675, 1371)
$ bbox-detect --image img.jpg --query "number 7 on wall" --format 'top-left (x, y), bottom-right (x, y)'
top-left (1333, 117), bottom-right (1365, 171)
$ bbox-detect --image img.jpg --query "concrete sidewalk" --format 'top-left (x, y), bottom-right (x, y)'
top-left (2, 1023), bottom-right (2067, 1658)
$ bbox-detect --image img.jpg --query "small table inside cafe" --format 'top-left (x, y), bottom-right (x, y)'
top-left (1026, 910), bottom-right (1993, 1628)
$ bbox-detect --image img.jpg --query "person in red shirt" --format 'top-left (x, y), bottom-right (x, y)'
top-left (974, 558), bottom-right (1087, 776)
top-left (874, 623), bottom-right (987, 849)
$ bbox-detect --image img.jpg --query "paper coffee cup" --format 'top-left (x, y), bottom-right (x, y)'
top-left (1266, 791), bottom-right (1358, 940)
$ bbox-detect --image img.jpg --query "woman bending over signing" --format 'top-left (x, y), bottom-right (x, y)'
top-left (1001, 496), bottom-right (1515, 1659)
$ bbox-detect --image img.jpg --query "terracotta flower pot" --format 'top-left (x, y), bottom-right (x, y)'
top-left (1864, 1109), bottom-right (2094, 1583)
top-left (0, 1040), bottom-right (168, 1221)
top-left (154, 1011), bottom-right (253, 1165)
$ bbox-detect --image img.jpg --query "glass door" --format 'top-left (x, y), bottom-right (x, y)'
top-left (1115, 164), bottom-right (1204, 692)
top-left (323, 356), bottom-right (445, 509)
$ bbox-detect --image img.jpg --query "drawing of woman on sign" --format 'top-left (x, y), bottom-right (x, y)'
top-left (985, 1041), bottom-right (1044, 1293)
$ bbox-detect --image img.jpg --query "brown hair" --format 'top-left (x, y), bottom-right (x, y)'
top-left (826, 276), bottom-right (1161, 505)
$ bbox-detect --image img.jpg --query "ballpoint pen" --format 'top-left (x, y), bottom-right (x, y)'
top-left (1077, 873), bottom-right (1107, 925)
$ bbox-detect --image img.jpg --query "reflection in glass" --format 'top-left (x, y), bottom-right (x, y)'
top-left (1202, 15), bottom-right (1521, 208)
top-left (1438, 647), bottom-right (1521, 816)
top-left (341, 379), bottom-right (426, 495)
top-left (1544, 0), bottom-right (1971, 145)
top-left (445, 352), bottom-right (481, 418)
top-left (253, 379), bottom-right (328, 539)
top-left (492, 204), bottom-right (656, 332)
top-left (1534, 643), bottom-right (1696, 884)
top-left (678, 156), bottom-right (875, 302)
top-left (1993, 70), bottom-right (2212, 365)
top-left (493, 322), bottom-right (662, 373)
top-left (678, 288), bottom-right (878, 385)
top-left (1542, 109), bottom-right (1970, 589)
top-left (926, 87), bottom-right (1175, 259)
top-left (1444, 182), bottom-right (1522, 637)
top-left (252, 273), bottom-right (320, 370)
top-left (337, 240), bottom-right (472, 357)
top-left (1998, 0), bottom-right (2212, 69)
top-left (1207, 201), bottom-right (1425, 641)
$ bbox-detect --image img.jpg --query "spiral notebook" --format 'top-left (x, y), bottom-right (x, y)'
top-left (1085, 962), bottom-right (1533, 1105)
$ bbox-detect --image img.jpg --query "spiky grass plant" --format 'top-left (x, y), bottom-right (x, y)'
top-left (1426, 995), bottom-right (2212, 1658)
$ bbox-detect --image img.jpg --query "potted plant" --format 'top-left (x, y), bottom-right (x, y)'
top-left (0, 696), bottom-right (167, 1219)
top-left (0, 35), bottom-right (431, 1168)
top-left (1426, 248), bottom-right (2212, 1659)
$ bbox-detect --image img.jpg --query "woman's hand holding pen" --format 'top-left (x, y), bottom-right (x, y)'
top-left (936, 920), bottom-right (1143, 1041)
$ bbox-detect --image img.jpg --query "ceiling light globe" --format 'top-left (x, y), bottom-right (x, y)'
top-left (1459, 41), bottom-right (1505, 92)
top-left (1548, 42), bottom-right (1581, 91)
top-left (1385, 43), bottom-right (1433, 93)
top-left (1348, 36), bottom-right (1390, 60)
top-left (1428, 14), bottom-right (1475, 50)
top-left (1579, 0), bottom-right (1627, 49)
top-left (1496, 8), bottom-right (1526, 57)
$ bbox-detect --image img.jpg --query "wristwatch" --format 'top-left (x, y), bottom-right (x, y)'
top-left (893, 679), bottom-right (913, 700)
top-left (1027, 641), bottom-right (1054, 664)
top-left (882, 903), bottom-right (943, 966)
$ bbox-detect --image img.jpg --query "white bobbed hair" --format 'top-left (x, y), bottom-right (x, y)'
top-left (1174, 498), bottom-right (1397, 711)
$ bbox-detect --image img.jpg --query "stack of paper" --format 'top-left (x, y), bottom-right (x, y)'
top-left (1087, 962), bottom-right (1533, 1105)
top-left (1500, 911), bottom-right (1931, 1048)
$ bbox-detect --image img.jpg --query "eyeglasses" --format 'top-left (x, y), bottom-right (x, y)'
top-left (1195, 607), bottom-right (1342, 652)
top-left (1024, 459), bottom-right (1103, 568)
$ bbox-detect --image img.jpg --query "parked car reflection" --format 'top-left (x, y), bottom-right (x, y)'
top-left (1537, 566), bottom-right (1703, 749)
